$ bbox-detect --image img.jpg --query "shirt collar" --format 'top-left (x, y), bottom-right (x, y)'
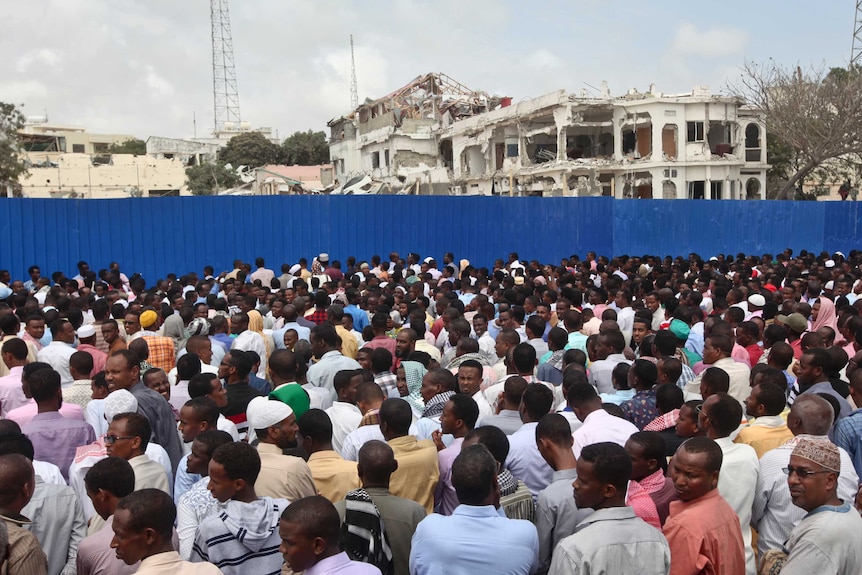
top-left (308, 450), bottom-right (345, 462)
top-left (805, 501), bottom-right (853, 518)
top-left (306, 552), bottom-right (352, 575)
top-left (748, 415), bottom-right (786, 428)
top-left (552, 468), bottom-right (578, 482)
top-left (575, 506), bottom-right (636, 529)
top-left (452, 504), bottom-right (500, 518)
top-left (257, 442), bottom-right (284, 454)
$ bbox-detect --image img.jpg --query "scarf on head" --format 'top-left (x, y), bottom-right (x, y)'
top-left (400, 361), bottom-right (427, 415)
top-left (447, 352), bottom-right (490, 371)
top-left (340, 488), bottom-right (394, 575)
top-left (422, 391), bottom-right (455, 419)
top-left (546, 349), bottom-right (565, 371)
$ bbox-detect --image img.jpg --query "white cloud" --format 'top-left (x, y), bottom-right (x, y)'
top-left (527, 49), bottom-right (565, 71)
top-left (16, 49), bottom-right (62, 73)
top-left (0, 81), bottom-right (50, 103)
top-left (673, 23), bottom-right (747, 58)
top-left (144, 66), bottom-right (175, 99)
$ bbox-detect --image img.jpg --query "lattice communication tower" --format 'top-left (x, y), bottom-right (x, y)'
top-left (211, 0), bottom-right (241, 131)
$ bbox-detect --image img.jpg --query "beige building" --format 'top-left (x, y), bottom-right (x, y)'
top-left (16, 120), bottom-right (189, 198)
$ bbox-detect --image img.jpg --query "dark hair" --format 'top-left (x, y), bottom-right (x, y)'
top-left (521, 383), bottom-right (554, 420)
top-left (655, 383), bottom-right (684, 413)
top-left (628, 431), bottom-right (668, 473)
top-left (193, 430), bottom-right (234, 459)
top-left (188, 373), bottom-right (219, 398)
top-left (448, 394), bottom-right (480, 429)
top-left (512, 343), bottom-right (537, 374)
top-left (0, 338), bottom-right (28, 361)
top-left (536, 413), bottom-right (573, 446)
top-left (630, 359), bottom-right (657, 388)
top-left (227, 349), bottom-right (253, 379)
top-left (311, 323), bottom-right (339, 348)
top-left (379, 398), bottom-right (412, 435)
top-left (176, 353), bottom-right (202, 381)
top-left (704, 393), bottom-right (742, 436)
top-left (580, 442), bottom-right (632, 492)
top-left (183, 397), bottom-right (220, 426)
top-left (701, 367), bottom-right (730, 393)
top-left (803, 347), bottom-right (831, 371)
top-left (370, 347), bottom-right (393, 373)
top-left (116, 489), bottom-right (176, 539)
top-left (211, 441), bottom-right (262, 484)
top-left (70, 350), bottom-right (94, 376)
top-left (28, 368), bottom-right (61, 402)
top-left (0, 433), bottom-right (35, 460)
top-left (452, 444), bottom-right (497, 505)
top-left (297, 409), bottom-right (334, 445)
top-left (679, 436), bottom-right (723, 473)
top-left (464, 425), bottom-right (510, 464)
top-left (279, 495), bottom-right (340, 544)
top-left (84, 456), bottom-right (135, 497)
top-left (754, 382), bottom-right (788, 415)
top-left (113, 412), bottom-right (152, 450)
top-left (566, 382), bottom-right (599, 406)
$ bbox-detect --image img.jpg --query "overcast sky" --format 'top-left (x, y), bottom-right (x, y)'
top-left (0, 0), bottom-right (854, 141)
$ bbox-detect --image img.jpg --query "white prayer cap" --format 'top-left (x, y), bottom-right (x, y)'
top-left (76, 325), bottom-right (96, 338)
top-left (825, 280), bottom-right (835, 290)
top-left (825, 259), bottom-right (836, 268)
top-left (105, 389), bottom-right (138, 421)
top-left (747, 294), bottom-right (766, 307)
top-left (247, 396), bottom-right (293, 430)
top-left (289, 264), bottom-right (301, 275)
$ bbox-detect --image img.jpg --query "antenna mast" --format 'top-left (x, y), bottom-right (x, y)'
top-left (350, 35), bottom-right (359, 110)
top-left (211, 0), bottom-right (241, 131)
top-left (852, 0), bottom-right (862, 65)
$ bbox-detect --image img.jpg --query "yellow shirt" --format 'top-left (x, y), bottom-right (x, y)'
top-left (307, 450), bottom-right (360, 503)
top-left (335, 325), bottom-right (359, 359)
top-left (733, 416), bottom-right (794, 458)
top-left (255, 443), bottom-right (318, 502)
top-left (387, 435), bottom-right (439, 514)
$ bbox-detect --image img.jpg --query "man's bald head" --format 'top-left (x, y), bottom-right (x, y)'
top-left (268, 349), bottom-right (298, 379)
top-left (357, 440), bottom-right (397, 486)
top-left (0, 453), bottom-right (35, 511)
top-left (789, 395), bottom-right (834, 436)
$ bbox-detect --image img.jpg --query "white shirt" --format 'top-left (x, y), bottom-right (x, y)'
top-left (306, 351), bottom-right (362, 400)
top-left (303, 383), bottom-right (333, 410)
top-left (715, 436), bottom-right (759, 575)
top-left (37, 340), bottom-right (76, 387)
top-left (231, 330), bottom-right (267, 379)
top-left (588, 354), bottom-right (631, 395)
top-left (752, 435), bottom-right (859, 558)
top-left (505, 421), bottom-right (554, 499)
top-left (33, 459), bottom-right (66, 485)
top-left (572, 408), bottom-right (638, 459)
top-left (168, 362), bottom-right (218, 386)
top-left (472, 390), bottom-right (494, 420)
top-left (686, 357), bottom-right (751, 407)
top-left (616, 306), bottom-right (635, 345)
top-left (217, 414), bottom-right (240, 441)
top-left (476, 333), bottom-right (496, 363)
top-left (340, 421), bottom-right (420, 461)
top-left (324, 402), bottom-right (363, 456)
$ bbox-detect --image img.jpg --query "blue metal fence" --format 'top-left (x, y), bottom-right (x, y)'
top-left (0, 197), bottom-right (860, 283)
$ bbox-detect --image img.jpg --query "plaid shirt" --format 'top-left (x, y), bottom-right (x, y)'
top-left (142, 335), bottom-right (176, 372)
top-left (374, 371), bottom-right (398, 396)
top-left (360, 408), bottom-right (380, 427)
top-left (308, 309), bottom-right (329, 325)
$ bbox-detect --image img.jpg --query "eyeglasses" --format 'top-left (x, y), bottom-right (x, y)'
top-left (696, 404), bottom-right (708, 418)
top-left (782, 466), bottom-right (832, 478)
top-left (104, 435), bottom-right (136, 445)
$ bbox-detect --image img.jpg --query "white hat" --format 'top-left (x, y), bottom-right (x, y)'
top-left (247, 396), bottom-right (293, 430)
top-left (105, 390), bottom-right (138, 421)
top-left (76, 325), bottom-right (96, 338)
top-left (748, 294), bottom-right (766, 307)
top-left (709, 256), bottom-right (718, 262)
top-left (289, 264), bottom-right (301, 275)
top-left (825, 280), bottom-right (835, 290)
top-left (825, 259), bottom-right (835, 268)
top-left (318, 253), bottom-right (329, 263)
top-left (423, 257), bottom-right (434, 264)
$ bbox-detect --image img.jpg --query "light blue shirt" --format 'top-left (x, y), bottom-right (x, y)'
top-left (410, 504), bottom-right (538, 575)
top-left (599, 388), bottom-right (636, 405)
top-left (173, 454), bottom-right (201, 504)
top-left (306, 350), bottom-right (362, 400)
top-left (505, 422), bottom-right (555, 500)
top-left (273, 321), bottom-right (311, 348)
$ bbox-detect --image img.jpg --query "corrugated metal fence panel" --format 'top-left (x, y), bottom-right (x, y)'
top-left (823, 201), bottom-right (862, 256)
top-left (613, 199), bottom-right (827, 258)
top-left (1, 197), bottom-right (860, 282)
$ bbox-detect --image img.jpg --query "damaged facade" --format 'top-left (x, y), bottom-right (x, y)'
top-left (329, 78), bottom-right (768, 199)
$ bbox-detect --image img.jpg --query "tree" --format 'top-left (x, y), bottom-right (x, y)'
top-left (106, 138), bottom-right (147, 155)
top-left (218, 132), bottom-right (283, 169)
top-left (731, 62), bottom-right (862, 199)
top-left (0, 101), bottom-right (28, 197)
top-left (282, 130), bottom-right (329, 165)
top-left (185, 162), bottom-right (241, 196)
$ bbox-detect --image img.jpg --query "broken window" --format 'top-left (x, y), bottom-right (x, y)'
top-left (688, 181), bottom-right (706, 199)
top-left (710, 181), bottom-right (722, 200)
top-left (622, 130), bottom-right (636, 155)
top-left (746, 178), bottom-right (761, 199)
top-left (745, 124), bottom-right (762, 162)
top-left (686, 122), bottom-right (704, 142)
top-left (371, 152), bottom-right (380, 169)
top-left (384, 149), bottom-right (390, 167)
top-left (506, 142), bottom-right (518, 158)
top-left (708, 122), bottom-right (732, 155)
top-left (662, 124), bottom-right (678, 159)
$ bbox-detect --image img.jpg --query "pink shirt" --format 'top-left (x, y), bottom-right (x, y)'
top-left (6, 401), bottom-right (85, 427)
top-left (76, 343), bottom-right (108, 377)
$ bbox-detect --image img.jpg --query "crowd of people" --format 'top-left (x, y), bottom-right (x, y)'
top-left (0, 247), bottom-right (861, 574)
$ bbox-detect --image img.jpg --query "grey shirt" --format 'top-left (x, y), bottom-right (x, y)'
top-left (130, 381), bottom-right (184, 471)
top-left (548, 507), bottom-right (670, 575)
top-left (335, 487), bottom-right (426, 575)
top-left (23, 477), bottom-right (87, 575)
top-left (478, 410), bottom-right (524, 435)
top-left (536, 468), bottom-right (593, 575)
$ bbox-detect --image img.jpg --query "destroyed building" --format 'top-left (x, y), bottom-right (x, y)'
top-left (328, 77), bottom-right (768, 199)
